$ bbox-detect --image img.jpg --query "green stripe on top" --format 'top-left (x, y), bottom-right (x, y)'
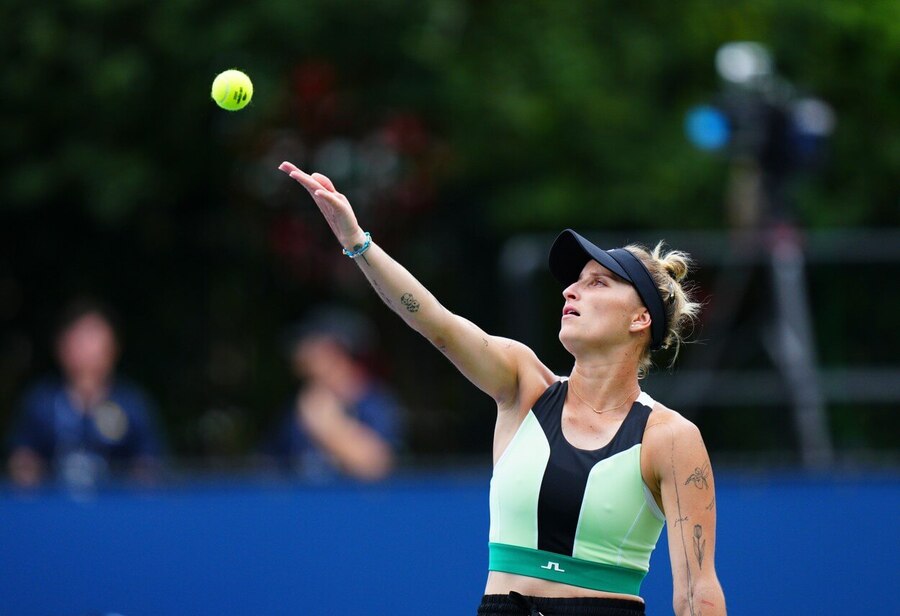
top-left (489, 543), bottom-right (647, 595)
top-left (573, 444), bottom-right (664, 572)
top-left (489, 411), bottom-right (550, 547)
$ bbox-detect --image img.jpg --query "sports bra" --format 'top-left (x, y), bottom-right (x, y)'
top-left (488, 380), bottom-right (665, 595)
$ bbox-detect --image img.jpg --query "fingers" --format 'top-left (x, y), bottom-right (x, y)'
top-left (311, 172), bottom-right (336, 192)
top-left (313, 189), bottom-right (350, 214)
top-left (278, 163), bottom-right (345, 203)
top-left (280, 162), bottom-right (349, 225)
top-left (279, 163), bottom-right (326, 195)
top-left (278, 161), bottom-right (298, 174)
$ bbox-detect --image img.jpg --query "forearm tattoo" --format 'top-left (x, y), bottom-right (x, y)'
top-left (693, 525), bottom-right (706, 570)
top-left (672, 443), bottom-right (699, 616)
top-left (400, 293), bottom-right (420, 313)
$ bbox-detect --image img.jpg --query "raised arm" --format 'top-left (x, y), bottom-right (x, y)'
top-left (646, 413), bottom-right (726, 616)
top-left (278, 162), bottom-right (551, 408)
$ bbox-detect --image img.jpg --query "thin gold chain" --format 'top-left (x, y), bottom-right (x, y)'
top-left (569, 380), bottom-right (640, 415)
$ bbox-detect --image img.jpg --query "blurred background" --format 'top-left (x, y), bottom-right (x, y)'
top-left (1, 0), bottom-right (898, 614)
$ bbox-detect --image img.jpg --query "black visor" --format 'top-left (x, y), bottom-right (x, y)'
top-left (549, 229), bottom-right (667, 350)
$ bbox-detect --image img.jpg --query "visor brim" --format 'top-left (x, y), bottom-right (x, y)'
top-left (548, 229), bottom-right (632, 286)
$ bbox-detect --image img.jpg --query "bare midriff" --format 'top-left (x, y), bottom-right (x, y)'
top-left (484, 571), bottom-right (645, 604)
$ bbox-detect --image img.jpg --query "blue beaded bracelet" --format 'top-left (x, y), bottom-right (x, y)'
top-left (342, 232), bottom-right (372, 259)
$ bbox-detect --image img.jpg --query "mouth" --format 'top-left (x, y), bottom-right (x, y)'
top-left (562, 306), bottom-right (580, 318)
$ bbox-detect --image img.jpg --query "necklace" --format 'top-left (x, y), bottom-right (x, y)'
top-left (569, 380), bottom-right (640, 415)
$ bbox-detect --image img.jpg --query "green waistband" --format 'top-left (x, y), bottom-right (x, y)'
top-left (488, 543), bottom-right (646, 595)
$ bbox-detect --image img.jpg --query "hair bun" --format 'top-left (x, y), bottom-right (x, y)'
top-left (661, 253), bottom-right (690, 283)
top-left (624, 240), bottom-right (701, 377)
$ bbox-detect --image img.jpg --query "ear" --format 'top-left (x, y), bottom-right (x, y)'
top-left (629, 307), bottom-right (652, 335)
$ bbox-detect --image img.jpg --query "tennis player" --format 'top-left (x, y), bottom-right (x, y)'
top-left (279, 162), bottom-right (726, 616)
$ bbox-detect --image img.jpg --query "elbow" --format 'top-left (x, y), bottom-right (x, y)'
top-left (673, 595), bottom-right (690, 616)
top-left (673, 580), bottom-right (726, 616)
top-left (428, 332), bottom-right (450, 354)
top-left (8, 448), bottom-right (44, 487)
top-left (421, 309), bottom-right (458, 354)
top-left (343, 447), bottom-right (395, 482)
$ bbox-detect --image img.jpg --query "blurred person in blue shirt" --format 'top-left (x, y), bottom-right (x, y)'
top-left (265, 306), bottom-right (403, 481)
top-left (6, 299), bottom-right (164, 488)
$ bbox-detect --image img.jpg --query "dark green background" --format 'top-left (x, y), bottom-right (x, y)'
top-left (1, 0), bottom-right (897, 465)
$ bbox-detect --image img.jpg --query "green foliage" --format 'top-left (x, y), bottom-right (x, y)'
top-left (2, 0), bottom-right (897, 226)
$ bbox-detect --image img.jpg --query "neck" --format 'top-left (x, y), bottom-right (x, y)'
top-left (569, 357), bottom-right (641, 412)
top-left (67, 377), bottom-right (110, 411)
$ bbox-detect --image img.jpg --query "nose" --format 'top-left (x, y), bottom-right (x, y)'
top-left (563, 282), bottom-right (579, 300)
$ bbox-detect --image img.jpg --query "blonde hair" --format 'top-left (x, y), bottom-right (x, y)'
top-left (624, 241), bottom-right (701, 378)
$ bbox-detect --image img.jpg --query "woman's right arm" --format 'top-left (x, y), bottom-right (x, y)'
top-left (279, 162), bottom-right (552, 408)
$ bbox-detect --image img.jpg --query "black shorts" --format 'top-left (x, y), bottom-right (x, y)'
top-left (477, 592), bottom-right (646, 616)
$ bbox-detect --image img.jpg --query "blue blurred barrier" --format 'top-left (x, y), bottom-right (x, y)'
top-left (1, 471), bottom-right (897, 615)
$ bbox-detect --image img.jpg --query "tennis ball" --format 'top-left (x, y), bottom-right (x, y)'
top-left (211, 69), bottom-right (253, 111)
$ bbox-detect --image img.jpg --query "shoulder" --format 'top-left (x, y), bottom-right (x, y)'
top-left (17, 377), bottom-right (63, 411)
top-left (495, 338), bottom-right (556, 412)
top-left (508, 340), bottom-right (555, 383)
top-left (110, 378), bottom-right (156, 414)
top-left (642, 402), bottom-right (705, 461)
top-left (499, 337), bottom-right (551, 374)
top-left (641, 402), bottom-right (713, 492)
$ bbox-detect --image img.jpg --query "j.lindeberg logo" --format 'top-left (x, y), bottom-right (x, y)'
top-left (540, 561), bottom-right (565, 572)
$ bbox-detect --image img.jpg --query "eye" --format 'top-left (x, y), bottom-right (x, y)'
top-left (590, 278), bottom-right (605, 287)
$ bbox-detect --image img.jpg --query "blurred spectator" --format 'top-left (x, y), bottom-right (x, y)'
top-left (264, 306), bottom-right (403, 481)
top-left (6, 299), bottom-right (164, 488)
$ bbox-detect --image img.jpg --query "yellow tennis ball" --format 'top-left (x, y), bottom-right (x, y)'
top-left (211, 69), bottom-right (253, 111)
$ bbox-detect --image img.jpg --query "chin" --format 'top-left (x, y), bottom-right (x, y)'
top-left (558, 328), bottom-right (579, 356)
top-left (559, 323), bottom-right (623, 357)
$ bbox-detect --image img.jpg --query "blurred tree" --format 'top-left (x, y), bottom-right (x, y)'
top-left (1, 0), bottom-right (897, 463)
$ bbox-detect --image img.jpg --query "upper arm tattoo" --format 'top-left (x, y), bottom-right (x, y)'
top-left (671, 441), bottom-right (702, 616)
top-left (684, 463), bottom-right (710, 490)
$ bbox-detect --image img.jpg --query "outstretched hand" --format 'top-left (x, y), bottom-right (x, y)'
top-left (278, 161), bottom-right (367, 249)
